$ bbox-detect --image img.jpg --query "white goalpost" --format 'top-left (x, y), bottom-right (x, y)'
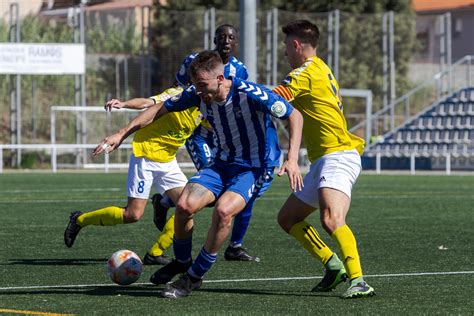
top-left (49, 106), bottom-right (196, 172)
top-left (0, 89), bottom-right (373, 173)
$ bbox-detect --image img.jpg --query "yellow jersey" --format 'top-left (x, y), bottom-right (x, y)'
top-left (132, 87), bottom-right (201, 162)
top-left (273, 56), bottom-right (364, 163)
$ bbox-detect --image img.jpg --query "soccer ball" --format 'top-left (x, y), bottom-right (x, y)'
top-left (107, 249), bottom-right (143, 285)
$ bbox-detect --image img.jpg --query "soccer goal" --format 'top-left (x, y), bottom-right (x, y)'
top-left (49, 106), bottom-right (195, 172)
top-left (49, 106), bottom-right (135, 171)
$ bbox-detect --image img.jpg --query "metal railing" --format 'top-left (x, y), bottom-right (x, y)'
top-left (0, 144), bottom-right (131, 173)
top-left (350, 55), bottom-right (473, 148)
top-left (0, 144), bottom-right (201, 173)
top-left (370, 149), bottom-right (474, 175)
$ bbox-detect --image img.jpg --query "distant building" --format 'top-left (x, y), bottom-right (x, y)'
top-left (38, 0), bottom-right (153, 34)
top-left (1, 1), bottom-right (153, 31)
top-left (0, 0), bottom-right (43, 20)
top-left (413, 0), bottom-right (474, 62)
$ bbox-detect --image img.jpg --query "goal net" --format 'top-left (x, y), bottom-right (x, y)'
top-left (50, 106), bottom-right (195, 171)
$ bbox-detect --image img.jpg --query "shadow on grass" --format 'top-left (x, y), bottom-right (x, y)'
top-left (0, 284), bottom-right (338, 299)
top-left (0, 285), bottom-right (160, 297)
top-left (197, 287), bottom-right (334, 298)
top-left (6, 258), bottom-right (107, 266)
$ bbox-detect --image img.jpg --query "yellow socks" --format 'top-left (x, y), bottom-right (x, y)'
top-left (331, 224), bottom-right (363, 280)
top-left (148, 215), bottom-right (175, 257)
top-left (289, 221), bottom-right (363, 280)
top-left (289, 221), bottom-right (333, 265)
top-left (76, 206), bottom-right (124, 227)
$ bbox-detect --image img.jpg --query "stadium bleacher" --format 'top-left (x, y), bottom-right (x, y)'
top-left (366, 87), bottom-right (474, 169)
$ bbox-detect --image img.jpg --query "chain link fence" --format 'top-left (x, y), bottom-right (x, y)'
top-left (0, 5), bottom-right (457, 170)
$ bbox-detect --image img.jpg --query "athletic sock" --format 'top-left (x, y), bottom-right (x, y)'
top-left (325, 253), bottom-right (344, 270)
top-left (350, 276), bottom-right (364, 286)
top-left (148, 215), bottom-right (174, 257)
top-left (76, 206), bottom-right (123, 227)
top-left (173, 236), bottom-right (192, 263)
top-left (331, 224), bottom-right (363, 280)
top-left (289, 221), bottom-right (333, 265)
top-left (188, 247), bottom-right (217, 279)
top-left (161, 195), bottom-right (174, 208)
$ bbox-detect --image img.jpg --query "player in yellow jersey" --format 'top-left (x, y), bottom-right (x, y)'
top-left (63, 87), bottom-right (197, 267)
top-left (272, 20), bottom-right (375, 299)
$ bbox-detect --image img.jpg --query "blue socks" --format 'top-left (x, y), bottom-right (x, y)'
top-left (173, 236), bottom-right (192, 263)
top-left (188, 247), bottom-right (217, 279)
top-left (173, 238), bottom-right (217, 280)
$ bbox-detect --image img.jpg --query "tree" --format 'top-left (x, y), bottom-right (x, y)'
top-left (0, 13), bottom-right (144, 146)
top-left (151, 0), bottom-right (418, 117)
top-left (263, 0), bottom-right (418, 111)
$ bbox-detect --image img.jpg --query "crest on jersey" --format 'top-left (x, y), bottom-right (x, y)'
top-left (270, 101), bottom-right (287, 118)
top-left (282, 76), bottom-right (292, 85)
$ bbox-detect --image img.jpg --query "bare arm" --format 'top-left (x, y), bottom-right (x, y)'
top-left (104, 97), bottom-right (155, 111)
top-left (278, 109), bottom-right (304, 192)
top-left (105, 87), bottom-right (185, 112)
top-left (92, 101), bottom-right (169, 156)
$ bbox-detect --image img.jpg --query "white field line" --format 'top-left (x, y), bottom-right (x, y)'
top-left (0, 270), bottom-right (473, 291)
top-left (1, 188), bottom-right (121, 194)
top-left (0, 199), bottom-right (122, 204)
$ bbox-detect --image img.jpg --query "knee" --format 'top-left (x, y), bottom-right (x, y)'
top-left (320, 209), bottom-right (345, 234)
top-left (176, 200), bottom-right (197, 218)
top-left (214, 206), bottom-right (234, 228)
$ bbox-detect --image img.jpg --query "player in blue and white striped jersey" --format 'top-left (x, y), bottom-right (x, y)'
top-left (178, 24), bottom-right (248, 172)
top-left (170, 81), bottom-right (287, 168)
top-left (95, 51), bottom-right (303, 298)
top-left (150, 50), bottom-right (304, 298)
top-left (152, 24), bottom-right (263, 263)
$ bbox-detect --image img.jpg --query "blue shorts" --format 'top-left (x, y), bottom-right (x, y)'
top-left (188, 161), bottom-right (274, 203)
top-left (249, 167), bottom-right (273, 202)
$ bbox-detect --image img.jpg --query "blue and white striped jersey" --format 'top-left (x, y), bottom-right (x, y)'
top-left (175, 53), bottom-right (248, 87)
top-left (164, 77), bottom-right (294, 168)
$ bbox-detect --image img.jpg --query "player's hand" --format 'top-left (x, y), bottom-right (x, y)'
top-left (104, 99), bottom-right (125, 111)
top-left (92, 133), bottom-right (123, 156)
top-left (278, 159), bottom-right (303, 192)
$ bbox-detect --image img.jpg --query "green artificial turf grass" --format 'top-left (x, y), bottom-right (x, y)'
top-left (0, 173), bottom-right (473, 314)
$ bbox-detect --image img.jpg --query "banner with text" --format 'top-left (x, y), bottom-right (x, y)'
top-left (0, 43), bottom-right (85, 75)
